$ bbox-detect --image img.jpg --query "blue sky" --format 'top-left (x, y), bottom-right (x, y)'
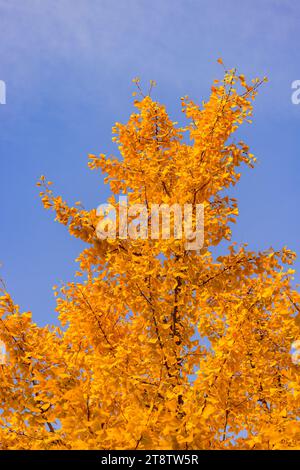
top-left (0, 0), bottom-right (300, 325)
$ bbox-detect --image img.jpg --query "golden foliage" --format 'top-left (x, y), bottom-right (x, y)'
top-left (1, 68), bottom-right (300, 450)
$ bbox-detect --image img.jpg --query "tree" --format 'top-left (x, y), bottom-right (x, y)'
top-left (1, 67), bottom-right (300, 450)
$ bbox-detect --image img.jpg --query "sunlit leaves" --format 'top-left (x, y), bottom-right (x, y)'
top-left (0, 68), bottom-right (299, 450)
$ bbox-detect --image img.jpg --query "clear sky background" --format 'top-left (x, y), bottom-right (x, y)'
top-left (0, 0), bottom-right (299, 325)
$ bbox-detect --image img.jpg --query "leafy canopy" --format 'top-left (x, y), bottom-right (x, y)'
top-left (1, 67), bottom-right (300, 450)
